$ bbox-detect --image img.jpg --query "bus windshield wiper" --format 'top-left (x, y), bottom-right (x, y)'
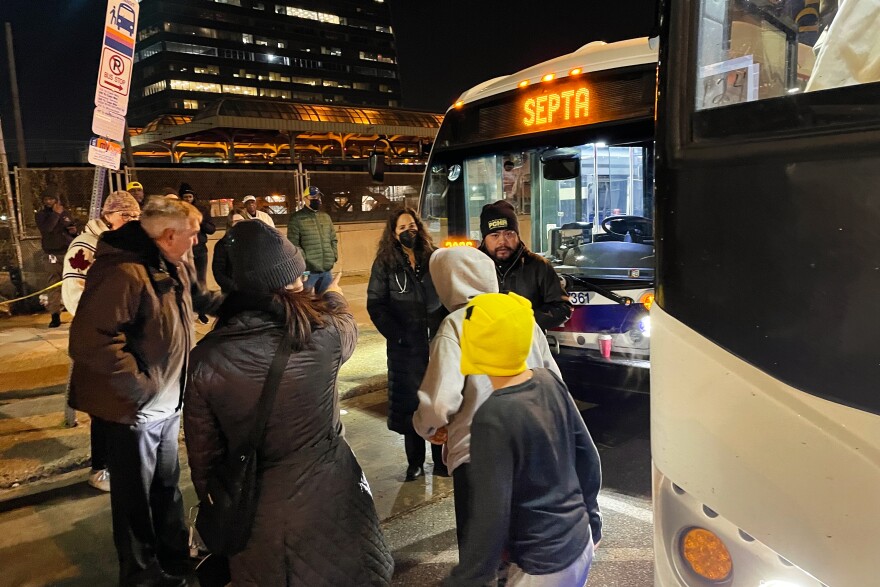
top-left (564, 274), bottom-right (635, 306)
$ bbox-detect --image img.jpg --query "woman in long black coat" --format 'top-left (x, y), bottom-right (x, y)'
top-left (367, 208), bottom-right (447, 481)
top-left (185, 220), bottom-right (394, 586)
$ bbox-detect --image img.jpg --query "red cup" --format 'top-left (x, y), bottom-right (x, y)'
top-left (598, 334), bottom-right (612, 359)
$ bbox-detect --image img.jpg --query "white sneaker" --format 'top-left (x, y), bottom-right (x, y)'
top-left (88, 469), bottom-right (111, 492)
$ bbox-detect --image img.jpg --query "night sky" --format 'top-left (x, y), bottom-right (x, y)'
top-left (0, 0), bottom-right (657, 164)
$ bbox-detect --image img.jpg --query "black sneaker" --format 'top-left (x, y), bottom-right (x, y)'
top-left (48, 313), bottom-right (61, 328)
top-left (433, 463), bottom-right (450, 477)
top-left (405, 465), bottom-right (423, 481)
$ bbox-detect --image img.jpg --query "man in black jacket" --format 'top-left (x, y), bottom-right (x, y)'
top-left (478, 200), bottom-right (572, 330)
top-left (35, 189), bottom-right (79, 327)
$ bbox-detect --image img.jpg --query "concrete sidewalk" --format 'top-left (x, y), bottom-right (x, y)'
top-left (0, 275), bottom-right (387, 499)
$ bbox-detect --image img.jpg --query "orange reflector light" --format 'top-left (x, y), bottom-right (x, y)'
top-left (639, 291), bottom-right (654, 311)
top-left (441, 238), bottom-right (476, 248)
top-left (680, 528), bottom-right (732, 582)
top-left (518, 80), bottom-right (530, 88)
top-left (570, 67), bottom-right (582, 76)
top-left (453, 100), bottom-right (464, 109)
top-left (542, 73), bottom-right (555, 82)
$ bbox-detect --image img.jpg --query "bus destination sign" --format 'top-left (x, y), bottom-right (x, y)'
top-left (522, 83), bottom-right (590, 130)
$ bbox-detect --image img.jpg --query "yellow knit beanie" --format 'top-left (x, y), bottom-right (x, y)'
top-left (461, 292), bottom-right (534, 377)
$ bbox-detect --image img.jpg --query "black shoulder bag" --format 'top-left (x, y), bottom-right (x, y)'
top-left (196, 331), bottom-right (293, 556)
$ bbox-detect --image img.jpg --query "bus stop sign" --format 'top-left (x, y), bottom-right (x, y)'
top-left (91, 0), bottom-right (139, 142)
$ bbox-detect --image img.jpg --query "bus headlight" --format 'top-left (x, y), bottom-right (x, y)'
top-left (680, 527), bottom-right (733, 582)
top-left (638, 316), bottom-right (651, 337)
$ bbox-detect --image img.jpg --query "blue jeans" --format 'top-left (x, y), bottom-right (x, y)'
top-left (304, 271), bottom-right (332, 294)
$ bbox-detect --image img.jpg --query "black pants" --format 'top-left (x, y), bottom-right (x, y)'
top-left (452, 462), bottom-right (471, 553)
top-left (403, 431), bottom-right (444, 468)
top-left (193, 248), bottom-right (208, 289)
top-left (91, 416), bottom-right (109, 471)
top-left (105, 413), bottom-right (189, 585)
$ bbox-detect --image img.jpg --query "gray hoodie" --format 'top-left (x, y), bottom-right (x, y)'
top-left (414, 247), bottom-right (561, 472)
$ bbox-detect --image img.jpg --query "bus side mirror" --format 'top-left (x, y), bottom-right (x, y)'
top-left (368, 152), bottom-right (386, 182)
top-left (541, 148), bottom-right (580, 180)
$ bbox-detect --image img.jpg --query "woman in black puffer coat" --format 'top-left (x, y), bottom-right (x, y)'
top-left (367, 208), bottom-right (448, 481)
top-left (185, 220), bottom-right (393, 586)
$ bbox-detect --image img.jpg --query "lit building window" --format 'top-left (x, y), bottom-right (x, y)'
top-left (222, 84), bottom-right (259, 96)
top-left (260, 89), bottom-right (291, 99)
top-left (136, 43), bottom-right (163, 62)
top-left (275, 5), bottom-right (341, 25)
top-left (165, 42), bottom-right (219, 57)
top-left (242, 33), bottom-right (253, 44)
top-left (183, 100), bottom-right (200, 109)
top-left (253, 2), bottom-right (265, 8)
top-left (143, 81), bottom-right (168, 97)
top-left (194, 66), bottom-right (220, 75)
top-left (322, 47), bottom-right (342, 57)
top-left (170, 79), bottom-right (222, 93)
top-left (359, 51), bottom-right (377, 62)
top-left (353, 82), bottom-right (371, 91)
top-left (213, 0), bottom-right (242, 5)
top-left (376, 25), bottom-right (391, 34)
top-left (292, 77), bottom-right (319, 86)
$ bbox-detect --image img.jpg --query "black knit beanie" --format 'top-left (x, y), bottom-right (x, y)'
top-left (480, 200), bottom-right (519, 239)
top-left (229, 220), bottom-right (306, 293)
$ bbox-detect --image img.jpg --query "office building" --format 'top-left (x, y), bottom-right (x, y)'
top-left (130, 0), bottom-right (400, 125)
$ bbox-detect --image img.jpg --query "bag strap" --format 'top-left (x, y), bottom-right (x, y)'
top-left (246, 331), bottom-right (294, 451)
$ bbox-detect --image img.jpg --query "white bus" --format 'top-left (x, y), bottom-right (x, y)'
top-left (653, 0), bottom-right (880, 585)
top-left (418, 37), bottom-right (659, 401)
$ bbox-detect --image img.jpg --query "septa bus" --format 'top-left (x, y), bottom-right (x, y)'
top-left (653, 0), bottom-right (880, 585)
top-left (418, 37), bottom-right (659, 400)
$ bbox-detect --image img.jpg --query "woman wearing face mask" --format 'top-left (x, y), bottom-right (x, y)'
top-left (367, 208), bottom-right (448, 480)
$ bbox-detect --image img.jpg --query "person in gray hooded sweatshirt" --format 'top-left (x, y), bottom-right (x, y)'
top-left (413, 246), bottom-right (561, 553)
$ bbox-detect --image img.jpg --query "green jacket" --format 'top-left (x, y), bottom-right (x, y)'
top-left (286, 208), bottom-right (338, 272)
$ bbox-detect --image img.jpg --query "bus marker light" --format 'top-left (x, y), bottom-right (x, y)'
top-left (542, 73), bottom-right (555, 82)
top-left (453, 100), bottom-right (464, 109)
top-left (639, 291), bottom-right (654, 311)
top-left (518, 80), bottom-right (530, 88)
top-left (570, 67), bottom-right (582, 76)
top-left (680, 528), bottom-right (733, 581)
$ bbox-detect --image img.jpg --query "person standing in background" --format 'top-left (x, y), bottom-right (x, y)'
top-left (126, 181), bottom-right (145, 206)
top-left (180, 184), bottom-right (216, 324)
top-left (241, 195), bottom-right (275, 227)
top-left (286, 186), bottom-right (338, 294)
top-left (62, 190), bottom-right (141, 493)
top-left (35, 188), bottom-right (79, 328)
top-left (211, 208), bottom-right (246, 294)
top-left (367, 208), bottom-right (447, 481)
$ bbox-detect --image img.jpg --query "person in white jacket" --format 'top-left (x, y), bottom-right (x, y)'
top-left (413, 246), bottom-right (561, 554)
top-left (62, 190), bottom-right (140, 492)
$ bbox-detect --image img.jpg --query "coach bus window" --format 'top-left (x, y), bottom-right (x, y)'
top-left (464, 155), bottom-right (503, 241)
top-left (422, 163), bottom-right (450, 241)
top-left (695, 0), bottom-right (880, 111)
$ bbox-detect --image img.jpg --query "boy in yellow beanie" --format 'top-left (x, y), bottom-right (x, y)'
top-left (446, 292), bottom-right (602, 587)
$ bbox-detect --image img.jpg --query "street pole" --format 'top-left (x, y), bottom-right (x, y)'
top-left (4, 23), bottom-right (27, 168)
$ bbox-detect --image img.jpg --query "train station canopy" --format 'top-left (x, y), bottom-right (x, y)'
top-left (129, 99), bottom-right (444, 164)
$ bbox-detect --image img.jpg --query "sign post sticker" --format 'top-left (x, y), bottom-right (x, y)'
top-left (92, 108), bottom-right (126, 142)
top-left (88, 137), bottom-right (123, 170)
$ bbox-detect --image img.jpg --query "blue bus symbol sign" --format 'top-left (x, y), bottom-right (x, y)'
top-left (112, 2), bottom-right (136, 36)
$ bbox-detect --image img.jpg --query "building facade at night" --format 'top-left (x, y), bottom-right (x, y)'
top-left (129, 0), bottom-right (401, 126)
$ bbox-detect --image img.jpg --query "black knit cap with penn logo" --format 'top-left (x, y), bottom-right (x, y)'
top-left (479, 200), bottom-right (519, 239)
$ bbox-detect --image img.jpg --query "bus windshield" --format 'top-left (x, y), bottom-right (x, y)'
top-left (422, 140), bottom-right (653, 280)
